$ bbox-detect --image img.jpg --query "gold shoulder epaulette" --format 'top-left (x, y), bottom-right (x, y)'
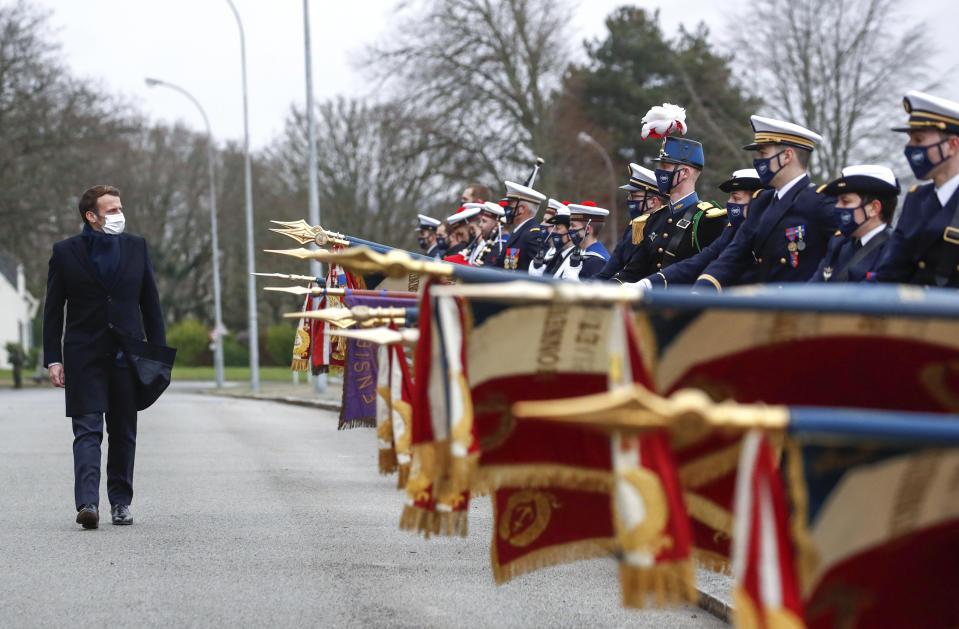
top-left (752, 189), bottom-right (762, 199)
top-left (705, 208), bottom-right (727, 219)
top-left (697, 201), bottom-right (715, 211)
top-left (909, 184), bottom-right (919, 193)
top-left (631, 213), bottom-right (651, 244)
top-left (834, 230), bottom-right (842, 236)
top-left (816, 184), bottom-right (827, 194)
top-left (529, 227), bottom-right (540, 232)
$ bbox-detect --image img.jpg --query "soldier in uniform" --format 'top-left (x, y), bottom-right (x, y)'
top-left (530, 198), bottom-right (568, 270)
top-left (499, 180), bottom-right (546, 271)
top-left (529, 205), bottom-right (574, 278)
top-left (872, 91), bottom-right (959, 288)
top-left (611, 137), bottom-right (725, 283)
top-left (470, 202), bottom-right (506, 266)
top-left (444, 206), bottom-right (476, 258)
top-left (416, 214), bottom-right (444, 259)
top-left (693, 116), bottom-right (836, 291)
top-left (594, 163), bottom-right (668, 281)
top-left (632, 169), bottom-right (768, 289)
top-left (810, 165), bottom-right (897, 282)
top-left (566, 202), bottom-right (611, 280)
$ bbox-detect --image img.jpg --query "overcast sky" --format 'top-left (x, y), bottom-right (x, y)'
top-left (36, 0), bottom-right (959, 150)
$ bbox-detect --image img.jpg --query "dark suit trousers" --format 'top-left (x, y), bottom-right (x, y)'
top-left (72, 362), bottom-right (137, 509)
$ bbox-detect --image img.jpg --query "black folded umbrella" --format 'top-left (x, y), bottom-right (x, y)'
top-left (115, 333), bottom-right (177, 411)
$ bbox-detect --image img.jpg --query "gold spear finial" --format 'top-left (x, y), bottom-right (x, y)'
top-left (265, 246), bottom-right (453, 279)
top-left (512, 384), bottom-right (789, 435)
top-left (268, 219), bottom-right (350, 247)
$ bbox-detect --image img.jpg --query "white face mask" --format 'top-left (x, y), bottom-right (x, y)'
top-left (101, 213), bottom-right (125, 235)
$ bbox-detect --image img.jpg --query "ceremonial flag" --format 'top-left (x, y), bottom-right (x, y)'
top-left (339, 293), bottom-right (418, 430)
top-left (312, 255), bottom-right (365, 374)
top-left (375, 343), bottom-right (395, 474)
top-left (608, 303), bottom-right (696, 608)
top-left (490, 486), bottom-right (616, 584)
top-left (731, 431), bottom-right (805, 629)
top-left (290, 281), bottom-right (317, 372)
top-left (778, 435), bottom-right (959, 629)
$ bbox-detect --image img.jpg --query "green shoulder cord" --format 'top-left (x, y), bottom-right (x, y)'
top-left (691, 210), bottom-right (705, 252)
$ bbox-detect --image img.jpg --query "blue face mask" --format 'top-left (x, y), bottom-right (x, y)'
top-left (626, 199), bottom-right (642, 220)
top-left (504, 203), bottom-right (517, 224)
top-left (417, 237), bottom-right (428, 250)
top-left (569, 227), bottom-right (586, 247)
top-left (654, 168), bottom-right (682, 195)
top-left (753, 151), bottom-right (785, 186)
top-left (436, 236), bottom-right (448, 250)
top-left (833, 203), bottom-right (864, 236)
top-left (550, 233), bottom-right (565, 249)
top-left (726, 202), bottom-right (747, 227)
top-left (904, 139), bottom-right (950, 179)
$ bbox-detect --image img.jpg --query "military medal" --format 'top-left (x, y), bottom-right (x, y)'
top-left (784, 225), bottom-right (806, 268)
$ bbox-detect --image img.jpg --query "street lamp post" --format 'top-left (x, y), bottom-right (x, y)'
top-left (577, 132), bottom-right (619, 241)
top-left (145, 77), bottom-right (226, 389)
top-left (225, 0), bottom-right (260, 393)
top-left (302, 0), bottom-right (326, 394)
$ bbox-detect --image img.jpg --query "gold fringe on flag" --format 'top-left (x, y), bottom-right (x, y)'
top-left (490, 538), bottom-right (617, 585)
top-left (619, 560), bottom-right (697, 609)
top-left (473, 465), bottom-right (615, 495)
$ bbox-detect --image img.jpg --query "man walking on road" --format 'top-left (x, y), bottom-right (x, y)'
top-left (43, 185), bottom-right (166, 529)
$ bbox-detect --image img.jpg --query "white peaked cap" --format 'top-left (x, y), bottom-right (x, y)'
top-left (447, 205), bottom-right (481, 224)
top-left (745, 115), bottom-right (823, 150)
top-left (416, 214), bottom-right (441, 228)
top-left (893, 90), bottom-right (959, 134)
top-left (546, 198), bottom-right (567, 214)
top-left (481, 201), bottom-right (505, 217)
top-left (503, 180), bottom-right (546, 204)
top-left (620, 162), bottom-right (659, 191)
top-left (567, 203), bottom-right (610, 222)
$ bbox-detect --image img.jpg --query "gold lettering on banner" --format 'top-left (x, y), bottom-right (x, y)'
top-left (499, 490), bottom-right (560, 548)
top-left (889, 451), bottom-right (941, 538)
top-left (918, 360), bottom-right (959, 412)
top-left (353, 340), bottom-right (377, 404)
top-left (572, 317), bottom-right (602, 369)
top-left (535, 304), bottom-right (569, 377)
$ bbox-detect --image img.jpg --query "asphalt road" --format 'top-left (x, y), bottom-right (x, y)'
top-left (0, 386), bottom-right (727, 628)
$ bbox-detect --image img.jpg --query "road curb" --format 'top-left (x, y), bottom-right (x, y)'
top-left (697, 590), bottom-right (732, 624)
top-left (196, 389), bottom-right (342, 413)
top-left (194, 387), bottom-right (733, 625)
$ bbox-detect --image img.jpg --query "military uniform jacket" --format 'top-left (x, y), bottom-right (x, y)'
top-left (646, 218), bottom-right (740, 287)
top-left (695, 177), bottom-right (836, 290)
top-left (477, 236), bottom-right (504, 267)
top-left (425, 243), bottom-right (446, 260)
top-left (499, 217), bottom-right (543, 271)
top-left (810, 227), bottom-right (891, 283)
top-left (594, 224), bottom-right (639, 280)
top-left (613, 193), bottom-right (725, 283)
top-left (43, 232), bottom-right (166, 417)
top-left (872, 183), bottom-right (959, 287)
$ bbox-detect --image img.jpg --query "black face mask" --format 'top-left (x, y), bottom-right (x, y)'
top-left (436, 236), bottom-right (448, 250)
top-left (569, 227), bottom-right (586, 247)
top-left (417, 237), bottom-right (429, 250)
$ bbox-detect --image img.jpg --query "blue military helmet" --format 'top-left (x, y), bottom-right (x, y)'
top-left (655, 137), bottom-right (705, 170)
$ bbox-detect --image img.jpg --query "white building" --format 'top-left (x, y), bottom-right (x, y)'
top-left (0, 253), bottom-right (38, 367)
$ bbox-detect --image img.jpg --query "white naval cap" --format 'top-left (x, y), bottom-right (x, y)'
top-left (447, 205), bottom-right (481, 224)
top-left (718, 168), bottom-right (768, 192)
top-left (744, 115), bottom-right (823, 151)
top-left (567, 202), bottom-right (609, 223)
top-left (545, 198), bottom-right (568, 216)
top-left (892, 90), bottom-right (959, 134)
top-left (481, 201), bottom-right (505, 218)
top-left (503, 180), bottom-right (546, 204)
top-left (416, 214), bottom-right (441, 230)
top-left (620, 162), bottom-right (660, 192)
top-left (822, 164), bottom-right (900, 197)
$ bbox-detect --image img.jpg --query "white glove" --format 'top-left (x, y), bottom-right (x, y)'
top-left (527, 259), bottom-right (546, 277)
top-left (624, 278), bottom-right (652, 290)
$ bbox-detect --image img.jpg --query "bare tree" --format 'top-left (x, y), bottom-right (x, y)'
top-left (266, 97), bottom-right (462, 248)
top-left (364, 0), bottom-right (575, 192)
top-left (730, 0), bottom-right (936, 181)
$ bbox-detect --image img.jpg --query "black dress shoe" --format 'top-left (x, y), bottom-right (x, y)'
top-left (76, 504), bottom-right (98, 529)
top-left (111, 504), bottom-right (133, 525)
